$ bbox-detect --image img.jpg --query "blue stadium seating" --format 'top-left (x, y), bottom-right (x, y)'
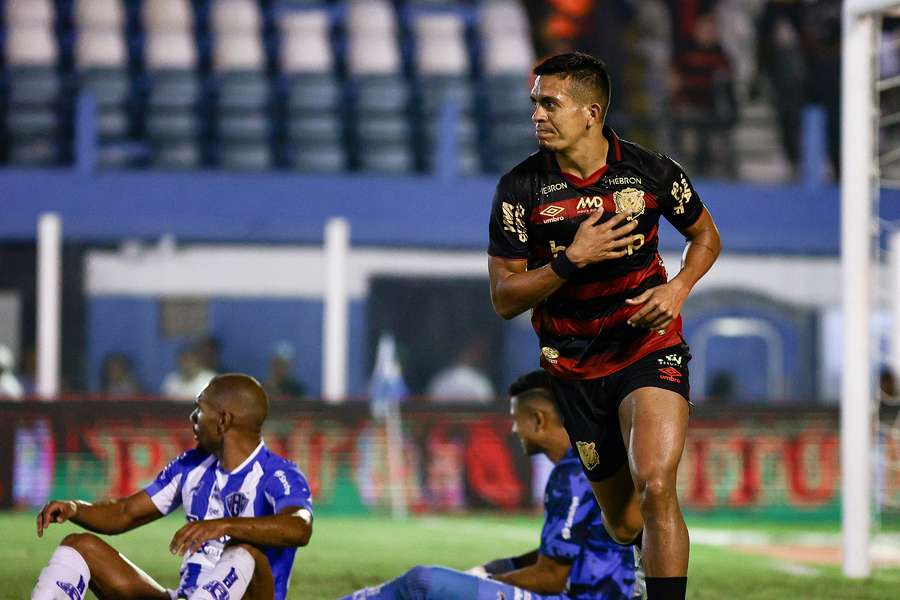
top-left (0, 0), bottom-right (539, 173)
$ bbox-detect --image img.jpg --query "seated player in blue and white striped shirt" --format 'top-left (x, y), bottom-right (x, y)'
top-left (31, 374), bottom-right (313, 600)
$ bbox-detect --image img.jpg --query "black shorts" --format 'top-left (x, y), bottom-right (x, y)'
top-left (549, 344), bottom-right (692, 482)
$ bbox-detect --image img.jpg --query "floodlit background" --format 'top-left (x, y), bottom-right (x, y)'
top-left (1, 0), bottom-right (900, 598)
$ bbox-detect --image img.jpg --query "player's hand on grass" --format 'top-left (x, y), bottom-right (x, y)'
top-left (625, 280), bottom-right (689, 331)
top-left (170, 519), bottom-right (229, 556)
top-left (36, 500), bottom-right (77, 537)
top-left (566, 212), bottom-right (640, 267)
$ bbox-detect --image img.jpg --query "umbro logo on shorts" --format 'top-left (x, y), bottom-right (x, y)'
top-left (658, 367), bottom-right (682, 383)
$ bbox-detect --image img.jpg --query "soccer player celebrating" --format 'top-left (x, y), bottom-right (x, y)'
top-left (31, 374), bottom-right (313, 600)
top-left (341, 370), bottom-right (638, 600)
top-left (488, 52), bottom-right (721, 600)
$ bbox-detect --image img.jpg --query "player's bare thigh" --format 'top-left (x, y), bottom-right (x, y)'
top-left (586, 386), bottom-right (689, 541)
top-left (59, 532), bottom-right (170, 600)
top-left (618, 386), bottom-right (689, 484)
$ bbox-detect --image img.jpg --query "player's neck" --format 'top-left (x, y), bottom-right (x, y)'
top-left (554, 133), bottom-right (609, 181)
top-left (217, 436), bottom-right (262, 472)
top-left (544, 437), bottom-right (572, 464)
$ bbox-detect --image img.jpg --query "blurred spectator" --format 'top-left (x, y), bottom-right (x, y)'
top-left (426, 337), bottom-right (496, 404)
top-left (197, 335), bottom-right (231, 373)
top-left (670, 11), bottom-right (737, 178)
top-left (265, 341), bottom-right (306, 400)
top-left (100, 353), bottom-right (141, 396)
top-left (756, 0), bottom-right (841, 178)
top-left (0, 344), bottom-right (24, 399)
top-left (524, 0), bottom-right (637, 133)
top-left (705, 369), bottom-right (735, 406)
top-left (879, 367), bottom-right (900, 425)
top-left (162, 345), bottom-right (216, 400)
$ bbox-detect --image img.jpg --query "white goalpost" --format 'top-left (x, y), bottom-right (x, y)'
top-left (842, 0), bottom-right (900, 579)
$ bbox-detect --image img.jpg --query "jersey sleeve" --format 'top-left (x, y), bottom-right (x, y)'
top-left (657, 156), bottom-right (705, 230)
top-left (144, 451), bottom-right (192, 516)
top-left (539, 467), bottom-right (599, 563)
top-left (265, 463), bottom-right (314, 514)
top-left (488, 175), bottom-right (530, 259)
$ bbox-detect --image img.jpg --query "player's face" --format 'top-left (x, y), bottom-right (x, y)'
top-left (531, 75), bottom-right (593, 152)
top-left (510, 396), bottom-right (542, 456)
top-left (190, 394), bottom-right (223, 452)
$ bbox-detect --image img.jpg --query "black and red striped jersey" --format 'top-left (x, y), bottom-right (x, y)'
top-left (488, 127), bottom-right (705, 379)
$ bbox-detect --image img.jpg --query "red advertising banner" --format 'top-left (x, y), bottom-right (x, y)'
top-left (3, 402), bottom-right (898, 519)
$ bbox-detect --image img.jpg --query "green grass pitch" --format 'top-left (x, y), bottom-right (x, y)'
top-left (3, 511), bottom-right (899, 599)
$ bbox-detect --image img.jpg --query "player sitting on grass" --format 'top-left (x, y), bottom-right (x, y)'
top-left (31, 374), bottom-right (313, 600)
top-left (341, 369), bottom-right (638, 600)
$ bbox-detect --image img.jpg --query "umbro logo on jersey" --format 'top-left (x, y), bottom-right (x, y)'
top-left (539, 205), bottom-right (565, 218)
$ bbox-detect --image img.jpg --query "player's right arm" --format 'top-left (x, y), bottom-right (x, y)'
top-left (36, 491), bottom-right (163, 537)
top-left (489, 211), bottom-right (638, 319)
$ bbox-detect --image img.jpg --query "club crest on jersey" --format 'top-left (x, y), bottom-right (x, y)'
top-left (224, 491), bottom-right (249, 516)
top-left (613, 187), bottom-right (645, 220)
top-left (576, 441), bottom-right (600, 471)
top-left (541, 347), bottom-right (560, 363)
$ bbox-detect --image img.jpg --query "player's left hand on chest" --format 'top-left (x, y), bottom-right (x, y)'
top-left (625, 283), bottom-right (686, 331)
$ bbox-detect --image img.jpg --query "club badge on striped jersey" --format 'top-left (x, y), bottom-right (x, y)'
top-left (225, 491), bottom-right (249, 516)
top-left (613, 187), bottom-right (645, 220)
top-left (541, 347), bottom-right (560, 363)
top-left (576, 441), bottom-right (600, 471)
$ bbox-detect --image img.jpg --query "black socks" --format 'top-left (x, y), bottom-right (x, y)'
top-left (645, 577), bottom-right (687, 600)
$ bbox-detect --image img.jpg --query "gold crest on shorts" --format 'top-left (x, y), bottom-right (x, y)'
top-left (613, 187), bottom-right (645, 220)
top-left (576, 441), bottom-right (600, 471)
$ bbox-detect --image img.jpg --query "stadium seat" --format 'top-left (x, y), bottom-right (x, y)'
top-left (286, 74), bottom-right (342, 112)
top-left (286, 142), bottom-right (347, 173)
top-left (213, 32), bottom-right (270, 107)
top-left (354, 75), bottom-right (410, 114)
top-left (413, 13), bottom-right (469, 78)
top-left (5, 0), bottom-right (55, 27)
top-left (6, 107), bottom-right (59, 138)
top-left (4, 24), bottom-right (61, 166)
top-left (211, 0), bottom-right (263, 34)
top-left (141, 0), bottom-right (194, 32)
top-left (278, 10), bottom-right (333, 73)
top-left (410, 10), bottom-right (478, 172)
top-left (143, 29), bottom-right (201, 167)
top-left (8, 138), bottom-right (58, 166)
top-left (73, 0), bottom-right (126, 30)
top-left (146, 111), bottom-right (200, 140)
top-left (219, 143), bottom-right (273, 170)
top-left (145, 31), bottom-right (200, 107)
top-left (150, 142), bottom-right (202, 169)
top-left (346, 0), bottom-right (397, 36)
top-left (356, 115), bottom-right (411, 146)
top-left (288, 114), bottom-right (342, 144)
top-left (75, 32), bottom-right (131, 119)
top-left (476, 1), bottom-right (535, 173)
top-left (476, 0), bottom-right (531, 38)
top-left (480, 36), bottom-right (534, 80)
top-left (5, 26), bottom-right (60, 104)
top-left (218, 111), bottom-right (270, 141)
top-left (357, 144), bottom-right (414, 173)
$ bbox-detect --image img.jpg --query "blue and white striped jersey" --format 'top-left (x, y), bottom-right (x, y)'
top-left (144, 441), bottom-right (313, 600)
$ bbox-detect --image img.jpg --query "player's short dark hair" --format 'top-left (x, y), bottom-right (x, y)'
top-left (508, 370), bottom-right (554, 401)
top-left (533, 52), bottom-right (611, 109)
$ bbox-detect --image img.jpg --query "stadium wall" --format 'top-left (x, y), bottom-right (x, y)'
top-left (4, 170), bottom-right (899, 253)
